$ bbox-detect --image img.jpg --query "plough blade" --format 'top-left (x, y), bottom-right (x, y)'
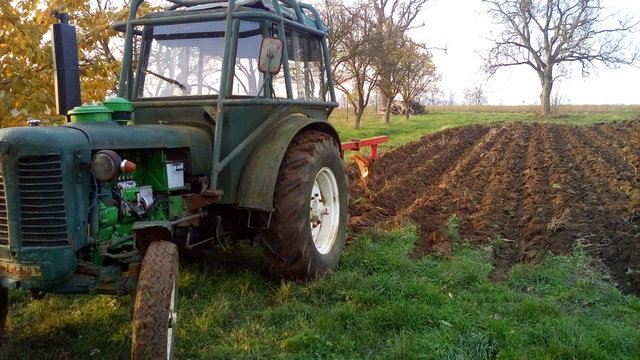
top-left (351, 154), bottom-right (371, 187)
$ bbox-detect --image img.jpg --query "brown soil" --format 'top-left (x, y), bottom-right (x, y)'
top-left (348, 120), bottom-right (640, 296)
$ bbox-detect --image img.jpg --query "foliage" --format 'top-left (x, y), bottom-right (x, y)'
top-left (320, 0), bottom-right (379, 129)
top-left (397, 41), bottom-right (438, 119)
top-left (482, 0), bottom-right (639, 116)
top-left (0, 0), bottom-right (133, 127)
top-left (1, 0), bottom-right (62, 127)
top-left (370, 0), bottom-right (429, 124)
top-left (319, 0), bottom-right (437, 128)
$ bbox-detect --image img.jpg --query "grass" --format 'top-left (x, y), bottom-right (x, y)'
top-left (330, 104), bottom-right (640, 157)
top-left (4, 226), bottom-right (640, 359)
top-left (4, 106), bottom-right (640, 358)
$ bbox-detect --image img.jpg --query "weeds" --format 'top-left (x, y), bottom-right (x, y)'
top-left (274, 281), bottom-right (294, 304)
top-left (446, 214), bottom-right (463, 245)
top-left (546, 208), bottom-right (571, 232)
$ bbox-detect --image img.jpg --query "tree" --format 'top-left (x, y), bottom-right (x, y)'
top-left (423, 88), bottom-right (442, 105)
top-left (1, 1), bottom-right (62, 127)
top-left (0, 0), bottom-right (128, 127)
top-left (463, 85), bottom-right (488, 106)
top-left (397, 41), bottom-right (438, 119)
top-left (370, 0), bottom-right (429, 124)
top-left (320, 0), bottom-right (437, 127)
top-left (372, 28), bottom-right (406, 124)
top-left (321, 0), bottom-right (379, 129)
top-left (74, 0), bottom-right (130, 101)
top-left (441, 90), bottom-right (457, 106)
top-left (482, 0), bottom-right (639, 116)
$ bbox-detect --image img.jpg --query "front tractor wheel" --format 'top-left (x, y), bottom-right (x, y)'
top-left (131, 241), bottom-right (179, 360)
top-left (260, 130), bottom-right (348, 280)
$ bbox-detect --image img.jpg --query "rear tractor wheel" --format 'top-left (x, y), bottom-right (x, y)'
top-left (260, 130), bottom-right (348, 280)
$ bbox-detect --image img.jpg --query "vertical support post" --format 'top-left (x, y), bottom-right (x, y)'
top-left (209, 0), bottom-right (237, 191)
top-left (300, 3), bottom-right (337, 105)
top-left (271, 0), bottom-right (293, 99)
top-left (118, 0), bottom-right (144, 99)
top-left (370, 144), bottom-right (378, 160)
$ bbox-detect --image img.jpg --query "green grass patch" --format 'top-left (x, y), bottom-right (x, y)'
top-left (4, 226), bottom-right (640, 359)
top-left (330, 105), bottom-right (640, 157)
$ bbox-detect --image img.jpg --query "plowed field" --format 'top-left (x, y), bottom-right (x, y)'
top-left (348, 120), bottom-right (640, 295)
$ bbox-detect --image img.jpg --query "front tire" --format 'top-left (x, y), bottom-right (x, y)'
top-left (260, 130), bottom-right (348, 280)
top-left (131, 241), bottom-right (179, 360)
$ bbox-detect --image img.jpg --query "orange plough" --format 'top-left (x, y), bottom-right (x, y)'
top-left (341, 136), bottom-right (388, 160)
top-left (341, 136), bottom-right (388, 186)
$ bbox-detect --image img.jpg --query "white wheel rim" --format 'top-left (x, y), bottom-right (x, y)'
top-left (309, 167), bottom-right (340, 254)
top-left (167, 272), bottom-right (177, 359)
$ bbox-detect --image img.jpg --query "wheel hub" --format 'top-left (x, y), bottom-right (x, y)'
top-left (309, 167), bottom-right (340, 254)
top-left (310, 190), bottom-right (329, 224)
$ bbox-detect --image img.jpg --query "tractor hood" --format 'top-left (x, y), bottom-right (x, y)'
top-left (67, 121), bottom-right (213, 175)
top-left (68, 120), bottom-right (210, 150)
top-left (0, 121), bottom-right (213, 191)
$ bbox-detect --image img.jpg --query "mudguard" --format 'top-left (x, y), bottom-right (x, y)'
top-left (236, 115), bottom-right (340, 212)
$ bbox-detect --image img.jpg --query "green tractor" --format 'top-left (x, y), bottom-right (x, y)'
top-left (0, 0), bottom-right (347, 357)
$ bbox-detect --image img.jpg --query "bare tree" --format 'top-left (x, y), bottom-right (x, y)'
top-left (371, 0), bottom-right (429, 124)
top-left (397, 41), bottom-right (439, 119)
top-left (463, 85), bottom-right (488, 106)
top-left (372, 28), bottom-right (406, 124)
top-left (446, 90), bottom-right (457, 105)
top-left (321, 0), bottom-right (378, 129)
top-left (424, 88), bottom-right (443, 105)
top-left (482, 0), bottom-right (638, 116)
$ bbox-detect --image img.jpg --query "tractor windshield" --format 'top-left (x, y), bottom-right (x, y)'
top-left (138, 20), bottom-right (263, 98)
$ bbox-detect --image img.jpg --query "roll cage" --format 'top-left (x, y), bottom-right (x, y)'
top-left (113, 0), bottom-right (337, 109)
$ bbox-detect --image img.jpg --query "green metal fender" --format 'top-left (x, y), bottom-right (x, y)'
top-left (236, 115), bottom-right (341, 212)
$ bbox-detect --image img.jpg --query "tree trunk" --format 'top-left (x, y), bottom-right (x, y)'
top-left (380, 92), bottom-right (392, 124)
top-left (384, 106), bottom-right (391, 124)
top-left (352, 98), bottom-right (365, 129)
top-left (539, 70), bottom-right (553, 116)
top-left (379, 93), bottom-right (389, 113)
top-left (354, 109), bottom-right (363, 129)
top-left (404, 100), bottom-right (410, 119)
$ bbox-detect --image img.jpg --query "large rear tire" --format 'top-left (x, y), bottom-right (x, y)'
top-left (131, 241), bottom-right (179, 360)
top-left (260, 130), bottom-right (348, 280)
top-left (0, 285), bottom-right (7, 341)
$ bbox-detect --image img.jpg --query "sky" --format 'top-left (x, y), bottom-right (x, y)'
top-left (413, 0), bottom-right (640, 105)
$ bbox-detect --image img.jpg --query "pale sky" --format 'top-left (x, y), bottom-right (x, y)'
top-left (413, 0), bottom-right (640, 105)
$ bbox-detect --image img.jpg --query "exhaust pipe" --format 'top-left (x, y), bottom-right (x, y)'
top-left (52, 13), bottom-right (81, 118)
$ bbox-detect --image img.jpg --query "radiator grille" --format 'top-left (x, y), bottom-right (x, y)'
top-left (0, 169), bottom-right (7, 246)
top-left (18, 155), bottom-right (68, 247)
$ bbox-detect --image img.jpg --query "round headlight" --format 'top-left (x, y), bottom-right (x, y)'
top-left (91, 150), bottom-right (122, 182)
